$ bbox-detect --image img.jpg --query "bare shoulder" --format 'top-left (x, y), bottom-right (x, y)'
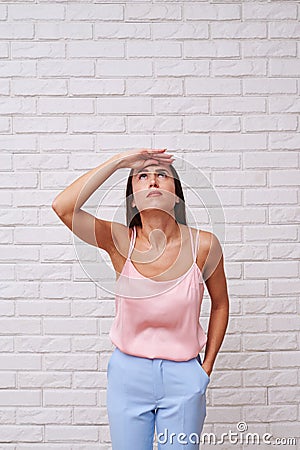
top-left (189, 226), bottom-right (215, 250)
top-left (100, 223), bottom-right (134, 279)
top-left (199, 229), bottom-right (222, 254)
top-left (191, 227), bottom-right (223, 279)
top-left (104, 221), bottom-right (132, 257)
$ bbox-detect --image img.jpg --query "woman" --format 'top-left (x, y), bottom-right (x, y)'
top-left (52, 148), bottom-right (229, 450)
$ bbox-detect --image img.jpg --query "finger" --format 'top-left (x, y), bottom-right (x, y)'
top-left (150, 153), bottom-right (173, 158)
top-left (144, 159), bottom-right (160, 166)
top-left (151, 156), bottom-right (175, 162)
top-left (152, 157), bottom-right (174, 163)
top-left (146, 148), bottom-right (167, 154)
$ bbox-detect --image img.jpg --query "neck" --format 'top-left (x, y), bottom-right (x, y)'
top-left (137, 213), bottom-right (180, 248)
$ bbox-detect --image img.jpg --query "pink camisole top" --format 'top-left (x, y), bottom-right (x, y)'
top-left (109, 225), bottom-right (207, 361)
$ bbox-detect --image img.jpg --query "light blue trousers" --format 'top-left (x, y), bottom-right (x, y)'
top-left (107, 347), bottom-right (210, 450)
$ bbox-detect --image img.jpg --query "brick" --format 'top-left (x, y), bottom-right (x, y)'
top-left (39, 97), bottom-right (94, 114)
top-left (125, 4), bottom-right (180, 21)
top-left (68, 41), bottom-right (124, 58)
top-left (184, 40), bottom-right (240, 58)
top-left (11, 42), bottom-right (65, 59)
top-left (39, 59), bottom-right (94, 77)
top-left (14, 117), bottom-right (67, 133)
top-left (95, 22), bottom-right (150, 39)
top-left (0, 117), bottom-right (11, 132)
top-left (211, 22), bottom-right (267, 39)
top-left (0, 59), bottom-right (36, 78)
top-left (96, 58), bottom-right (152, 76)
top-left (212, 96), bottom-right (265, 113)
top-left (243, 3), bottom-right (297, 20)
top-left (186, 77), bottom-right (240, 95)
top-left (67, 4), bottom-right (122, 21)
top-left (0, 97), bottom-right (35, 114)
top-left (0, 425), bottom-right (42, 441)
top-left (243, 40), bottom-right (296, 57)
top-left (13, 78), bottom-right (67, 95)
top-left (9, 4), bottom-right (64, 20)
top-left (212, 59), bottom-right (266, 76)
top-left (244, 78), bottom-right (297, 94)
top-left (16, 407), bottom-right (71, 424)
top-left (0, 23), bottom-right (34, 39)
top-left (269, 21), bottom-right (300, 38)
top-left (36, 22), bottom-right (92, 39)
top-left (185, 4), bottom-right (240, 20)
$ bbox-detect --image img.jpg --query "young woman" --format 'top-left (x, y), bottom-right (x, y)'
top-left (52, 148), bottom-right (229, 450)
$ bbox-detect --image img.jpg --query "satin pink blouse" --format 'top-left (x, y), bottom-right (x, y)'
top-left (109, 225), bottom-right (207, 361)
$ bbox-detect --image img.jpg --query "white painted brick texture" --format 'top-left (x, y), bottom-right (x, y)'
top-left (0, 1), bottom-right (299, 448)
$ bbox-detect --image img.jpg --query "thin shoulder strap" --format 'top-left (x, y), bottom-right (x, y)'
top-left (127, 226), bottom-right (136, 260)
top-left (189, 227), bottom-right (200, 262)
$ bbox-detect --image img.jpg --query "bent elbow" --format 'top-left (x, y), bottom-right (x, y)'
top-left (52, 198), bottom-right (68, 218)
top-left (52, 199), bottom-right (63, 215)
top-left (52, 200), bottom-right (58, 211)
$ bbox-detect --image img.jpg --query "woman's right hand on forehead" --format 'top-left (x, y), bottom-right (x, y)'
top-left (116, 148), bottom-right (175, 170)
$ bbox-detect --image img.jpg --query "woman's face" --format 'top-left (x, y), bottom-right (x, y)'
top-left (131, 163), bottom-right (179, 215)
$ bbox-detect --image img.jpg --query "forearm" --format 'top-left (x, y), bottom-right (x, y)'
top-left (52, 153), bottom-right (122, 216)
top-left (202, 304), bottom-right (229, 372)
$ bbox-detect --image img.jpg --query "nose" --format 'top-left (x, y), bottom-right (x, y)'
top-left (149, 173), bottom-right (159, 187)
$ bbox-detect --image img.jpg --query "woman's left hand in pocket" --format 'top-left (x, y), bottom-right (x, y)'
top-left (202, 362), bottom-right (212, 377)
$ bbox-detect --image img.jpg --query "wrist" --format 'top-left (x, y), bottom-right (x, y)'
top-left (203, 358), bottom-right (214, 370)
top-left (202, 361), bottom-right (213, 376)
top-left (110, 153), bottom-right (126, 170)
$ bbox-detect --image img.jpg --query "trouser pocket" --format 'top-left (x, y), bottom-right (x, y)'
top-left (195, 354), bottom-right (210, 383)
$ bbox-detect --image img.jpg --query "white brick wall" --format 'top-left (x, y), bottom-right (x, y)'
top-left (1, 1), bottom-right (299, 448)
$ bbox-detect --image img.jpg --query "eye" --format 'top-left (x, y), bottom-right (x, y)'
top-left (137, 171), bottom-right (168, 180)
top-left (138, 173), bottom-right (147, 180)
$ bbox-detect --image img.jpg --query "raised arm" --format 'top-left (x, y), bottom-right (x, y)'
top-left (52, 153), bottom-right (127, 253)
top-left (51, 149), bottom-right (174, 254)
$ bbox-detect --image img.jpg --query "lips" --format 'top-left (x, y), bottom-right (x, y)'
top-left (147, 190), bottom-right (162, 197)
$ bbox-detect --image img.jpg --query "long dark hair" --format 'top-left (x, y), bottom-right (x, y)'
top-left (125, 164), bottom-right (187, 228)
